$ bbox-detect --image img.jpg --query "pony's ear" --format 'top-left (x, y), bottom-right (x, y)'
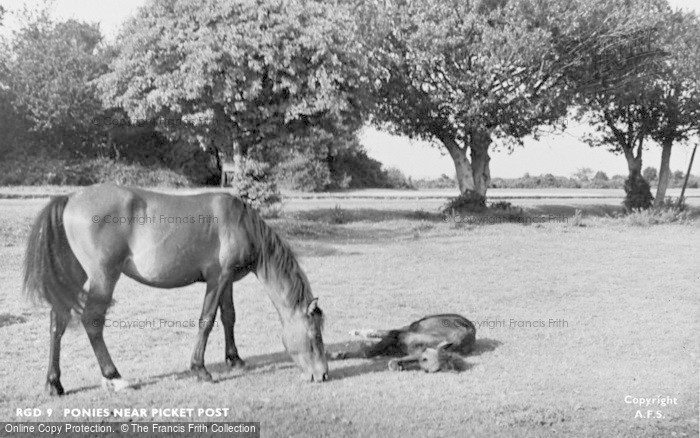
top-left (306, 298), bottom-right (319, 316)
top-left (436, 341), bottom-right (453, 352)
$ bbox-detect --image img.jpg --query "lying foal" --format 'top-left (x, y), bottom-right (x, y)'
top-left (330, 314), bottom-right (476, 372)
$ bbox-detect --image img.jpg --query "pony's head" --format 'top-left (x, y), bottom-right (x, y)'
top-left (282, 298), bottom-right (328, 382)
top-left (419, 341), bottom-right (463, 373)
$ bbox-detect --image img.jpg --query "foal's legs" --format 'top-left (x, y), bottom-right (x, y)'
top-left (388, 353), bottom-right (421, 371)
top-left (329, 334), bottom-right (401, 360)
top-left (218, 282), bottom-right (245, 369)
top-left (190, 272), bottom-right (230, 381)
top-left (81, 274), bottom-right (128, 391)
top-left (46, 307), bottom-right (71, 396)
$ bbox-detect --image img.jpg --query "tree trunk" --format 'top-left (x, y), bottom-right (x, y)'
top-left (654, 139), bottom-right (672, 208)
top-left (442, 137), bottom-right (476, 194)
top-left (470, 130), bottom-right (492, 197)
top-left (622, 147), bottom-right (653, 210)
top-left (623, 147), bottom-right (642, 176)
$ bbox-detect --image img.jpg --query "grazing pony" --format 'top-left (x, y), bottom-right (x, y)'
top-left (331, 314), bottom-right (475, 372)
top-left (24, 184), bottom-right (328, 395)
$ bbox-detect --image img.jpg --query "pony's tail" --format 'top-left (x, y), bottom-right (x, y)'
top-left (23, 195), bottom-right (86, 314)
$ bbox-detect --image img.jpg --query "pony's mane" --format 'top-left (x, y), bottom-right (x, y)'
top-left (244, 203), bottom-right (320, 320)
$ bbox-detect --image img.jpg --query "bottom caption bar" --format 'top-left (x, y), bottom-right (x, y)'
top-left (3, 422), bottom-right (260, 437)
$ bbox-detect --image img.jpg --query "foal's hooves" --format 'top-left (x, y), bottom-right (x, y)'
top-left (102, 377), bottom-right (131, 392)
top-left (388, 360), bottom-right (404, 371)
top-left (45, 380), bottom-right (64, 397)
top-left (226, 357), bottom-right (246, 370)
top-left (191, 366), bottom-right (213, 382)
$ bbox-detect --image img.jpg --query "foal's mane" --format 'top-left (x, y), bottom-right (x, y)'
top-left (244, 203), bottom-right (322, 323)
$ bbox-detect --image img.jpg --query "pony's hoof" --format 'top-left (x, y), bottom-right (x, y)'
top-left (191, 367), bottom-right (213, 382)
top-left (388, 360), bottom-right (404, 372)
top-left (102, 377), bottom-right (131, 392)
top-left (226, 357), bottom-right (246, 370)
top-left (45, 380), bottom-right (64, 396)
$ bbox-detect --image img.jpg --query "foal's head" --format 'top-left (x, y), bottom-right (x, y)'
top-left (419, 342), bottom-right (463, 373)
top-left (282, 298), bottom-right (328, 382)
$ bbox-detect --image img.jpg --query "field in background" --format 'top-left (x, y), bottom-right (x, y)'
top-left (0, 190), bottom-right (698, 437)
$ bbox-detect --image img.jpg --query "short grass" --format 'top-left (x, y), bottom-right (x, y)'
top-left (0, 195), bottom-right (697, 437)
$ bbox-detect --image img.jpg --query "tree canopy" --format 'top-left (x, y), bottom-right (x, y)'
top-left (97, 0), bottom-right (370, 162)
top-left (353, 0), bottom-right (573, 197)
top-left (4, 10), bottom-right (109, 152)
top-left (570, 1), bottom-right (700, 209)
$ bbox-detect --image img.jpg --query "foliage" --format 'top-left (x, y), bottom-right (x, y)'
top-left (593, 171), bottom-right (609, 181)
top-left (643, 166), bottom-right (658, 181)
top-left (384, 167), bottom-right (414, 190)
top-left (228, 158), bottom-right (281, 210)
top-left (490, 201), bottom-right (516, 211)
top-left (655, 196), bottom-right (687, 212)
top-left (328, 147), bottom-right (389, 189)
top-left (0, 88), bottom-right (34, 159)
top-left (623, 207), bottom-right (693, 226)
top-left (492, 174), bottom-right (583, 189)
top-left (97, 0), bottom-right (369, 162)
top-left (413, 174), bottom-right (457, 190)
top-left (330, 205), bottom-right (346, 225)
top-left (570, 3), bottom-right (700, 208)
top-left (275, 151), bottom-right (332, 192)
top-left (4, 10), bottom-right (110, 154)
top-left (623, 175), bottom-right (654, 211)
top-left (108, 125), bottom-right (220, 185)
top-left (573, 168), bottom-right (594, 182)
top-left (442, 192), bottom-right (487, 214)
top-left (354, 0), bottom-right (575, 196)
top-left (491, 171), bottom-right (698, 190)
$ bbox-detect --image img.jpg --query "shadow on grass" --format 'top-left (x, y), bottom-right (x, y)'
top-left (60, 338), bottom-right (503, 395)
top-left (280, 203), bottom-right (636, 234)
top-left (326, 338), bottom-right (502, 381)
top-left (291, 208), bottom-right (442, 224)
top-left (0, 313), bottom-right (27, 328)
top-left (524, 204), bottom-right (625, 218)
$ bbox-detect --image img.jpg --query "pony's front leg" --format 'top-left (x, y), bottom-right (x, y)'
top-left (218, 282), bottom-right (245, 369)
top-left (190, 275), bottom-right (227, 381)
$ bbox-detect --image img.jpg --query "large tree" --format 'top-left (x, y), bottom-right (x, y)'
top-left (354, 0), bottom-right (676, 202)
top-left (648, 11), bottom-right (700, 207)
top-left (97, 0), bottom-right (369, 168)
top-left (569, 1), bottom-right (696, 209)
top-left (4, 10), bottom-right (109, 154)
top-left (353, 0), bottom-right (597, 200)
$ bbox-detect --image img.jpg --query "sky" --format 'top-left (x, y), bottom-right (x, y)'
top-left (2, 0), bottom-right (698, 179)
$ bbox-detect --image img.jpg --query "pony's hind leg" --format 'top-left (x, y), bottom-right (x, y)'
top-left (218, 282), bottom-right (245, 369)
top-left (81, 275), bottom-right (129, 392)
top-left (46, 308), bottom-right (71, 396)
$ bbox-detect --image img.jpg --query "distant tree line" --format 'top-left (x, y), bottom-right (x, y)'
top-left (0, 0), bottom-right (698, 209)
top-left (412, 167), bottom-right (698, 190)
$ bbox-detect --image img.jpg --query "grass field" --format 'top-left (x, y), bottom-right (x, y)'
top-left (0, 190), bottom-right (698, 437)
